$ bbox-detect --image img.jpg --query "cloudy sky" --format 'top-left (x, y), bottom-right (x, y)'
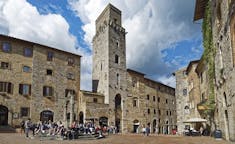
top-left (0, 0), bottom-right (203, 90)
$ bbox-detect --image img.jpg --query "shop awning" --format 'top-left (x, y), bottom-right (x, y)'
top-left (183, 118), bottom-right (207, 123)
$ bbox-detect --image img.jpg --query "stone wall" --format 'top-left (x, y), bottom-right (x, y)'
top-left (175, 68), bottom-right (189, 134)
top-left (212, 0), bottom-right (235, 141)
top-left (0, 35), bottom-right (81, 127)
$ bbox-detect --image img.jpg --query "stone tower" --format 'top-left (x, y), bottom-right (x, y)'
top-left (92, 4), bottom-right (127, 132)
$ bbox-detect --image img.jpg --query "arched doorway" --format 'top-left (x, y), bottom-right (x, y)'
top-left (133, 119), bottom-right (139, 133)
top-left (153, 119), bottom-right (157, 133)
top-left (99, 116), bottom-right (108, 127)
top-left (40, 110), bottom-right (53, 122)
top-left (79, 111), bottom-right (84, 124)
top-left (0, 105), bottom-right (8, 125)
top-left (115, 94), bottom-right (122, 133)
top-left (165, 121), bottom-right (169, 134)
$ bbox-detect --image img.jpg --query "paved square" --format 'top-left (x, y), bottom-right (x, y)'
top-left (0, 133), bottom-right (232, 144)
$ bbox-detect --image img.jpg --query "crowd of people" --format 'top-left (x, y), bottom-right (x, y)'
top-left (20, 118), bottom-right (117, 139)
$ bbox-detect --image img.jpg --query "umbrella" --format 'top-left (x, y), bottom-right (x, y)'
top-left (183, 118), bottom-right (207, 123)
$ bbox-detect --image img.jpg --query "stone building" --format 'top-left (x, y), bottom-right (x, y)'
top-left (125, 69), bottom-right (176, 134)
top-left (78, 4), bottom-right (176, 134)
top-left (0, 34), bottom-right (81, 127)
top-left (175, 60), bottom-right (207, 134)
top-left (0, 4), bottom-right (176, 134)
top-left (174, 67), bottom-right (189, 134)
top-left (193, 0), bottom-right (235, 141)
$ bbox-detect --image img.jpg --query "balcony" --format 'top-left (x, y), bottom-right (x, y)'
top-left (197, 99), bottom-right (208, 110)
top-left (197, 99), bottom-right (215, 111)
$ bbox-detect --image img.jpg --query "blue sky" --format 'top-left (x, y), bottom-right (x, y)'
top-left (0, 0), bottom-right (203, 90)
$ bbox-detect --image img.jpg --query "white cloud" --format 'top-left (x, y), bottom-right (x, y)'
top-left (158, 75), bottom-right (176, 88)
top-left (69, 0), bottom-right (201, 87)
top-left (0, 0), bottom-right (92, 90)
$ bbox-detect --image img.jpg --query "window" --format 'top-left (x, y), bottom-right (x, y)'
top-left (200, 73), bottom-right (203, 83)
top-left (23, 66), bottom-right (31, 72)
top-left (154, 109), bottom-right (156, 114)
top-left (170, 111), bottom-right (172, 116)
top-left (166, 99), bottom-right (168, 104)
top-left (24, 48), bottom-right (33, 57)
top-left (43, 86), bottom-right (53, 97)
top-left (47, 69), bottom-right (53, 75)
top-left (158, 110), bottom-right (161, 115)
top-left (132, 77), bottom-right (137, 87)
top-left (153, 96), bottom-right (156, 102)
top-left (47, 52), bottom-right (54, 61)
top-left (0, 82), bottom-right (13, 94)
top-left (68, 57), bottom-right (75, 66)
top-left (166, 111), bottom-right (168, 115)
top-left (184, 106), bottom-right (190, 114)
top-left (2, 42), bottom-right (11, 52)
top-left (133, 98), bottom-right (137, 107)
top-left (115, 55), bottom-right (119, 64)
top-left (19, 84), bottom-right (31, 96)
top-left (116, 73), bottom-right (119, 85)
top-left (147, 109), bottom-right (150, 114)
top-left (201, 92), bottom-right (205, 102)
top-left (93, 98), bottom-right (98, 103)
top-left (158, 97), bottom-right (160, 102)
top-left (116, 41), bottom-right (119, 48)
top-left (65, 89), bottom-right (76, 97)
top-left (0, 62), bottom-right (10, 69)
top-left (21, 107), bottom-right (29, 117)
top-left (67, 72), bottom-right (75, 80)
top-left (114, 18), bottom-right (117, 23)
top-left (147, 95), bottom-right (149, 100)
top-left (183, 89), bottom-right (187, 96)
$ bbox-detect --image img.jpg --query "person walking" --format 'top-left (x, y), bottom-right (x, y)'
top-left (25, 118), bottom-right (31, 138)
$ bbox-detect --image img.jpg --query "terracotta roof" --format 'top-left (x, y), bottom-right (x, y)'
top-left (193, 0), bottom-right (208, 21)
top-left (186, 60), bottom-right (200, 73)
top-left (0, 34), bottom-right (81, 57)
top-left (127, 69), bottom-right (145, 76)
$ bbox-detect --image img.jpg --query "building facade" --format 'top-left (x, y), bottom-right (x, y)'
top-left (212, 0), bottom-right (235, 141)
top-left (174, 67), bottom-right (189, 134)
top-left (0, 4), bottom-right (176, 134)
top-left (79, 4), bottom-right (176, 134)
top-left (0, 34), bottom-right (81, 128)
top-left (175, 61), bottom-right (208, 134)
top-left (193, 0), bottom-right (235, 141)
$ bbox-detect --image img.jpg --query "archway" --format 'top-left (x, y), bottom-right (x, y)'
top-left (115, 94), bottom-right (122, 132)
top-left (79, 111), bottom-right (84, 124)
top-left (133, 119), bottom-right (139, 133)
top-left (99, 116), bottom-right (108, 127)
top-left (0, 105), bottom-right (8, 125)
top-left (40, 110), bottom-right (53, 122)
top-left (153, 119), bottom-right (157, 133)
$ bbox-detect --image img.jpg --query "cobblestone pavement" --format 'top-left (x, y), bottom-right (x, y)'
top-left (0, 133), bottom-right (233, 144)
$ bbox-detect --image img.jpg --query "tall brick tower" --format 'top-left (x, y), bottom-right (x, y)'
top-left (92, 4), bottom-right (127, 132)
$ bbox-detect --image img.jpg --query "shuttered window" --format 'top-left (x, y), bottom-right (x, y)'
top-left (0, 82), bottom-right (13, 94)
top-left (19, 84), bottom-right (31, 96)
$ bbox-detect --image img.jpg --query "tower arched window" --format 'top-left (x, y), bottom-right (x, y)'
top-left (116, 40), bottom-right (119, 48)
top-left (184, 106), bottom-right (190, 114)
top-left (116, 73), bottom-right (119, 85)
top-left (115, 55), bottom-right (119, 64)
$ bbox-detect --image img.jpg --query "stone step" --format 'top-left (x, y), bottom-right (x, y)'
top-left (0, 125), bottom-right (16, 133)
